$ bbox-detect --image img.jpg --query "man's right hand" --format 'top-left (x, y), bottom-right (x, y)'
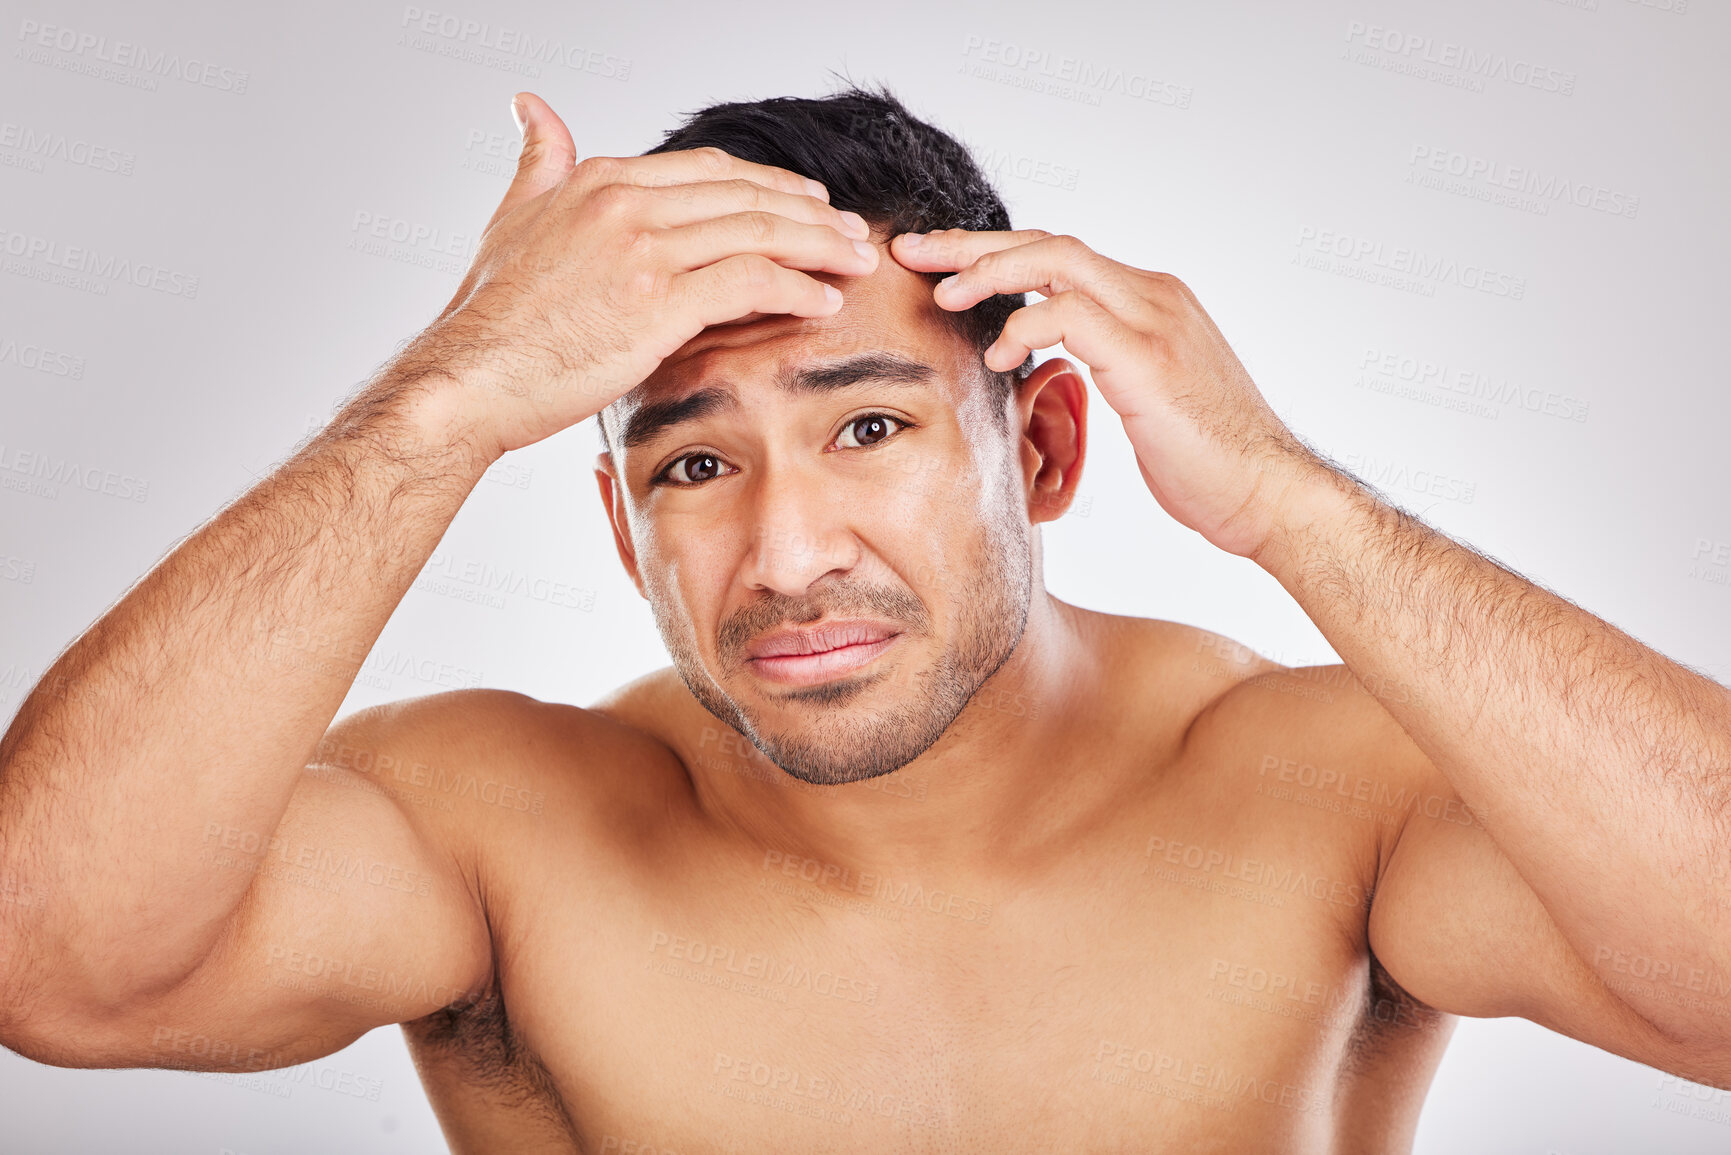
top-left (411, 91), bottom-right (879, 459)
top-left (0, 91), bottom-right (876, 1073)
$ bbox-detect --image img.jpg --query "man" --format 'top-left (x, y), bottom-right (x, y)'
top-left (1, 85), bottom-right (1727, 1153)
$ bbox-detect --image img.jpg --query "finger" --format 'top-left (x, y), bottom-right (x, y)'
top-left (636, 179), bottom-right (869, 239)
top-left (489, 92), bottom-right (578, 230)
top-left (890, 228), bottom-right (1054, 273)
top-left (621, 147), bottom-right (831, 204)
top-left (984, 292), bottom-right (1139, 387)
top-left (930, 235), bottom-right (1152, 322)
top-left (659, 212), bottom-right (879, 276)
top-left (670, 254), bottom-right (845, 328)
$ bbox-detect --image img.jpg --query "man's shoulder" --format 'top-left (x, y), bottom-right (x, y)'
top-left (311, 686), bottom-right (693, 836)
top-left (1188, 650), bottom-right (1429, 759)
top-left (1170, 636), bottom-right (1458, 842)
top-left (1079, 610), bottom-right (1289, 725)
top-left (1081, 608), bottom-right (1443, 806)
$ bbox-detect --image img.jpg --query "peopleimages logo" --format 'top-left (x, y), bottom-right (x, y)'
top-left (1342, 20), bottom-right (1576, 97)
top-left (0, 226), bottom-right (200, 298)
top-left (0, 442), bottom-right (149, 502)
top-left (0, 334), bottom-right (84, 379)
top-left (398, 7), bottom-right (632, 80)
top-left (14, 18), bottom-right (250, 93)
top-left (974, 146), bottom-right (1081, 191)
top-left (1407, 145), bottom-right (1639, 219)
top-left (0, 121), bottom-right (135, 176)
top-left (1294, 226), bottom-right (1527, 301)
top-left (958, 35), bottom-right (1194, 109)
top-left (1354, 347), bottom-right (1590, 424)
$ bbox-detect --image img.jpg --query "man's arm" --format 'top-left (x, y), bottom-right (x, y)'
top-left (0, 697), bottom-right (504, 1071)
top-left (1254, 471), bottom-right (1731, 1064)
top-left (0, 382), bottom-right (493, 1039)
top-left (894, 225), bottom-right (1731, 1072)
top-left (0, 91), bottom-right (873, 1058)
top-left (1202, 658), bottom-right (1730, 1084)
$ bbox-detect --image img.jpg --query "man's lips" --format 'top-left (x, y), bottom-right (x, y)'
top-left (747, 620), bottom-right (899, 659)
top-left (744, 620), bottom-right (903, 686)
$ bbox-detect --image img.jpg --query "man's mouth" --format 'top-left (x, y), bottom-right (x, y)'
top-left (744, 620), bottom-right (903, 686)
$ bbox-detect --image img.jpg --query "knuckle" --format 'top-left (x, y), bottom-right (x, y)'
top-left (588, 181), bottom-right (638, 218)
top-left (691, 146), bottom-right (731, 175)
top-left (968, 250), bottom-right (1007, 282)
top-left (573, 155), bottom-right (620, 184)
top-left (1087, 276), bottom-right (1131, 311)
top-left (741, 211), bottom-right (780, 247)
top-left (1062, 290), bottom-right (1109, 327)
top-left (627, 265), bottom-right (671, 301)
top-left (1052, 289), bottom-right (1087, 316)
top-left (1052, 233), bottom-right (1091, 258)
top-left (734, 253), bottom-right (779, 288)
top-left (618, 227), bottom-right (658, 263)
top-left (726, 178), bottom-right (768, 207)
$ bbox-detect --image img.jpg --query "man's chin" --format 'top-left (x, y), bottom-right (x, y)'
top-left (750, 728), bottom-right (933, 787)
top-left (708, 679), bottom-right (948, 786)
top-left (751, 669), bottom-right (885, 710)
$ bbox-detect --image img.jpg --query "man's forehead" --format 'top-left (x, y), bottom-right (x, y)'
top-left (608, 244), bottom-right (977, 440)
top-left (612, 340), bottom-right (949, 453)
top-left (652, 243), bottom-right (953, 387)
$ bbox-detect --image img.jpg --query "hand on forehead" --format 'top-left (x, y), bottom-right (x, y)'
top-left (629, 233), bottom-right (970, 404)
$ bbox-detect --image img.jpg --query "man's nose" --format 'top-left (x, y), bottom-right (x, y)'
top-left (737, 467), bottom-right (861, 598)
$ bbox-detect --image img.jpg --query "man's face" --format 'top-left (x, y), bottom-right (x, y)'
top-left (598, 246), bottom-right (1036, 785)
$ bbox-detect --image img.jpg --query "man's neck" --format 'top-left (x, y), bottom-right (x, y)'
top-left (690, 593), bottom-right (1117, 879)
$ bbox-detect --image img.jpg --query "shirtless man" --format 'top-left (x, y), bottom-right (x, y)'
top-left (1, 86), bottom-right (1727, 1154)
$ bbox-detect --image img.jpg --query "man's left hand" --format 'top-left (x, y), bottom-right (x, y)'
top-left (892, 228), bottom-right (1325, 560)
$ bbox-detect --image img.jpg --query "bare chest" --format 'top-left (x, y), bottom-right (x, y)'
top-left (409, 823), bottom-right (1441, 1154)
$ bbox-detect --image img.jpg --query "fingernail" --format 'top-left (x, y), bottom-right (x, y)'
top-left (852, 240), bottom-right (876, 263)
top-left (839, 211), bottom-right (869, 238)
top-left (823, 284), bottom-right (844, 309)
top-left (805, 178), bottom-right (829, 200)
top-left (937, 274), bottom-right (958, 292)
top-left (901, 232), bottom-right (925, 248)
top-left (511, 95), bottom-right (528, 136)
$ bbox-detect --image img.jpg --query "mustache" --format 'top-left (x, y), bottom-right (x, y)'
top-left (717, 580), bottom-right (930, 664)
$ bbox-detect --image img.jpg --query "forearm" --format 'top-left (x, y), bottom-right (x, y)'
top-left (0, 362), bottom-right (492, 1007)
top-left (1258, 462), bottom-right (1731, 1042)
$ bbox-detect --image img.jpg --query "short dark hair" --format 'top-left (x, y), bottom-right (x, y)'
top-left (599, 84), bottom-right (1030, 453)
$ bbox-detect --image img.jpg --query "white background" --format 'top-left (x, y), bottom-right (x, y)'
top-left (2, 0), bottom-right (1728, 1151)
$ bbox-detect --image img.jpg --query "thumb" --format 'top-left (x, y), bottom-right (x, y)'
top-left (488, 91), bottom-right (576, 228)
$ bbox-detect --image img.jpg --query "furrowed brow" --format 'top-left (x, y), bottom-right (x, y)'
top-left (619, 386), bottom-right (739, 450)
top-left (781, 353), bottom-right (935, 394)
top-left (618, 354), bottom-right (934, 451)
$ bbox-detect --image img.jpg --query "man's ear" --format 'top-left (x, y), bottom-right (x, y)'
top-left (1013, 358), bottom-right (1087, 525)
top-left (594, 453), bottom-right (648, 600)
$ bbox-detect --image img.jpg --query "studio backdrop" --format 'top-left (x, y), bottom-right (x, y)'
top-left (2, 0), bottom-right (1727, 1152)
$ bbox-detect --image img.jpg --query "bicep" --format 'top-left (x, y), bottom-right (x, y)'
top-left (52, 727), bottom-right (494, 1072)
top-left (1371, 797), bottom-right (1707, 1078)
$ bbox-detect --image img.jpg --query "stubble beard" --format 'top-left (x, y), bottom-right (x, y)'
top-left (647, 506), bottom-right (1033, 787)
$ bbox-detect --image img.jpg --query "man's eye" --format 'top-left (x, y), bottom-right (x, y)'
top-left (835, 414), bottom-right (905, 450)
top-left (660, 453), bottom-right (733, 485)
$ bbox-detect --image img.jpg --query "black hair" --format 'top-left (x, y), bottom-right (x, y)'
top-left (600, 84), bottom-right (1030, 453)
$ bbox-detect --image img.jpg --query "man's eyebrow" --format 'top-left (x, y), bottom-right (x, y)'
top-left (619, 386), bottom-right (738, 450)
top-left (781, 352), bottom-right (935, 394)
top-left (621, 353), bottom-right (936, 451)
